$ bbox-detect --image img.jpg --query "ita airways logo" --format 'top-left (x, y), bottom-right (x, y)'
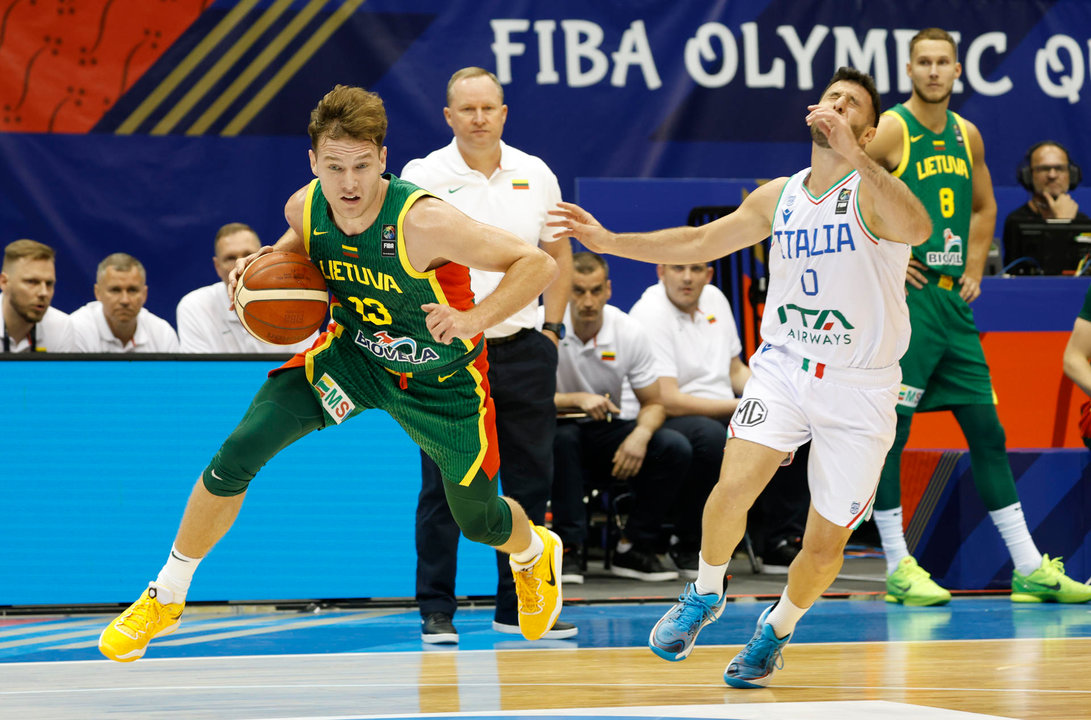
top-left (314, 373), bottom-right (356, 424)
top-left (733, 398), bottom-right (767, 427)
top-left (926, 228), bottom-right (963, 266)
top-left (777, 304), bottom-right (854, 346)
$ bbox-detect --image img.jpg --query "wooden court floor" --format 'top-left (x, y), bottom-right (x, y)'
top-left (2, 597), bottom-right (1089, 719)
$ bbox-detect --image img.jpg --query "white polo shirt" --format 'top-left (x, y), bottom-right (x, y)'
top-left (549, 304), bottom-right (661, 421)
top-left (629, 282), bottom-right (743, 400)
top-left (176, 281), bottom-right (317, 353)
top-left (401, 138), bottom-right (563, 339)
top-left (70, 301), bottom-right (180, 353)
top-left (0, 297), bottom-right (76, 352)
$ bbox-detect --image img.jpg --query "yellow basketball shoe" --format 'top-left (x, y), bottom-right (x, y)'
top-left (99, 583), bottom-right (184, 662)
top-left (1012, 555), bottom-right (1091, 603)
top-left (511, 524), bottom-right (563, 640)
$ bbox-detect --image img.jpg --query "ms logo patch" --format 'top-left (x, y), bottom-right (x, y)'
top-left (314, 373), bottom-right (356, 424)
top-left (733, 398), bottom-right (768, 427)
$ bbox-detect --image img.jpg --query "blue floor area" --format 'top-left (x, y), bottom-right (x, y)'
top-left (4, 597), bottom-right (1091, 665)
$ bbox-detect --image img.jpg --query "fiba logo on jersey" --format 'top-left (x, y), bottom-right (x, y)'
top-left (733, 398), bottom-right (768, 427)
top-left (926, 228), bottom-right (963, 266)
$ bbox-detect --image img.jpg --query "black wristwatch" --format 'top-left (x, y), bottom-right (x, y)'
top-left (541, 322), bottom-right (566, 340)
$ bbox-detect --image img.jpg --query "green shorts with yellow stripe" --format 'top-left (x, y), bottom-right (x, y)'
top-left (203, 325), bottom-right (511, 544)
top-left (303, 326), bottom-right (500, 486)
top-left (896, 272), bottom-right (996, 415)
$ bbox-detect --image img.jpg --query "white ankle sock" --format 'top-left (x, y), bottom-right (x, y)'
top-left (695, 553), bottom-right (729, 596)
top-left (873, 507), bottom-right (909, 575)
top-left (988, 503), bottom-right (1042, 575)
top-left (766, 587), bottom-right (808, 638)
top-left (510, 525), bottom-right (545, 566)
top-left (155, 544), bottom-right (202, 603)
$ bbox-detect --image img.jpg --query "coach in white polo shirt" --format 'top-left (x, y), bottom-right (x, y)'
top-left (176, 223), bottom-right (317, 354)
top-left (70, 253), bottom-right (180, 353)
top-left (548, 251), bottom-right (690, 583)
top-left (0, 239), bottom-right (76, 352)
top-left (400, 66), bottom-right (574, 643)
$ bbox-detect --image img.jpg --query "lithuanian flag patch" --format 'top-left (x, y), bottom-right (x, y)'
top-left (601, 351), bottom-right (616, 362)
top-left (932, 140), bottom-right (945, 152)
top-left (512, 179), bottom-right (529, 190)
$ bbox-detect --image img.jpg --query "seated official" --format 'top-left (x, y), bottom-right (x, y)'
top-left (1002, 141), bottom-right (1091, 274)
top-left (625, 263), bottom-right (810, 575)
top-left (71, 253), bottom-right (180, 353)
top-left (177, 223), bottom-right (317, 353)
top-left (548, 252), bottom-right (690, 583)
top-left (0, 239), bottom-right (76, 353)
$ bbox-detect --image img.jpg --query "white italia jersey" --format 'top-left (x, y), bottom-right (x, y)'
top-left (762, 168), bottom-right (911, 370)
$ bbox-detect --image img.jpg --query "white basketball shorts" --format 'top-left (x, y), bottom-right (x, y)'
top-left (729, 343), bottom-right (901, 529)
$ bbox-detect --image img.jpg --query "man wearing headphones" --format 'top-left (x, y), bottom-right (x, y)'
top-left (1002, 141), bottom-right (1090, 273)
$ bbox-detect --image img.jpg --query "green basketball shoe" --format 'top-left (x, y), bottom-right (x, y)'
top-left (885, 556), bottom-right (952, 607)
top-left (1012, 555), bottom-right (1091, 603)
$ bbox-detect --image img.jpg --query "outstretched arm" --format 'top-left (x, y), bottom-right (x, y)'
top-left (547, 180), bottom-right (784, 265)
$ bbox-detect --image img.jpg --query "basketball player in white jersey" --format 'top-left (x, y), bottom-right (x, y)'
top-left (549, 67), bottom-right (931, 688)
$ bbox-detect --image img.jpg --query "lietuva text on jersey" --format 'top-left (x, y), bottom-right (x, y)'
top-left (914, 154), bottom-right (969, 181)
top-left (315, 260), bottom-right (404, 294)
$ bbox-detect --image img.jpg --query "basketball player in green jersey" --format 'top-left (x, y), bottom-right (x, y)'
top-left (867, 28), bottom-right (1091, 606)
top-left (99, 85), bottom-right (564, 663)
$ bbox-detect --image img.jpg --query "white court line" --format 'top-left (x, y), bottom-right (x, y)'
top-left (231, 700), bottom-right (1014, 720)
top-left (2, 680), bottom-right (1088, 698)
top-left (5, 633), bottom-right (1091, 665)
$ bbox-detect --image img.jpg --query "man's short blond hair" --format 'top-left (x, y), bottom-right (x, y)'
top-left (909, 28), bottom-right (958, 60)
top-left (446, 67), bottom-right (504, 106)
top-left (3, 239), bottom-right (54, 271)
top-left (214, 222), bottom-right (258, 252)
top-left (96, 253), bottom-right (146, 283)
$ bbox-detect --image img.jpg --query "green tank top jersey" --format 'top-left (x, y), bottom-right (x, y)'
top-left (303, 174), bottom-right (478, 375)
top-left (885, 104), bottom-right (973, 277)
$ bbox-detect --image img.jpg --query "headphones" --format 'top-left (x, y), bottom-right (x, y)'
top-left (1017, 140), bottom-right (1082, 191)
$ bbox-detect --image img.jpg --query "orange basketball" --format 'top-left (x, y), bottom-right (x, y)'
top-left (234, 251), bottom-right (329, 345)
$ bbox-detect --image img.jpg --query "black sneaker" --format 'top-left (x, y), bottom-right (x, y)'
top-left (421, 612), bottom-right (458, 644)
top-left (611, 548), bottom-right (679, 582)
top-left (492, 619), bottom-right (579, 639)
top-left (561, 546), bottom-right (584, 585)
top-left (668, 546), bottom-right (699, 580)
top-left (761, 536), bottom-right (802, 574)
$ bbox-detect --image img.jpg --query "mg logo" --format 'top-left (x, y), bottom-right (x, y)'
top-left (733, 398), bottom-right (768, 427)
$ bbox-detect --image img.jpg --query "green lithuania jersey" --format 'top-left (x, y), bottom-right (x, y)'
top-left (303, 174), bottom-right (478, 375)
top-left (885, 104), bottom-right (973, 277)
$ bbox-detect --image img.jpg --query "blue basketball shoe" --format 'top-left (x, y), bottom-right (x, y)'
top-left (723, 604), bottom-right (792, 688)
top-left (648, 582), bottom-right (725, 661)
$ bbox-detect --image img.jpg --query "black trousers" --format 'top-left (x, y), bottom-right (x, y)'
top-left (414, 330), bottom-right (557, 625)
top-left (660, 415), bottom-right (728, 548)
top-left (551, 417), bottom-right (691, 552)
